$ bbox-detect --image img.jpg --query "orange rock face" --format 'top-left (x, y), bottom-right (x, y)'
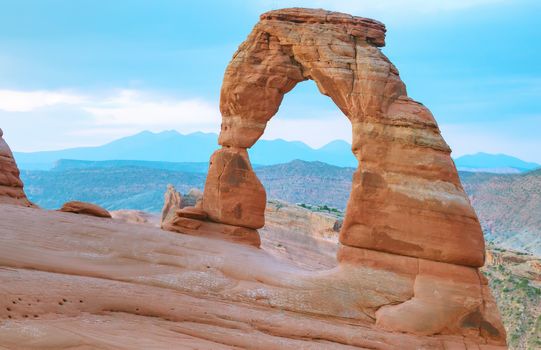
top-left (202, 148), bottom-right (266, 229)
top-left (59, 201), bottom-right (112, 218)
top-left (0, 128), bottom-right (34, 207)
top-left (211, 7), bottom-right (485, 267)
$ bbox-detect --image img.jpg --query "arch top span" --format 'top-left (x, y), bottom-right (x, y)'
top-left (219, 8), bottom-right (406, 149)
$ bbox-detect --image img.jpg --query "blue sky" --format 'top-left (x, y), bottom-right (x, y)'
top-left (0, 0), bottom-right (540, 162)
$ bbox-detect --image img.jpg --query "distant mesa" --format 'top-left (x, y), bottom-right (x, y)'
top-left (455, 152), bottom-right (540, 173)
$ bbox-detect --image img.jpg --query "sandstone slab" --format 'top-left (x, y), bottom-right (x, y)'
top-left (0, 204), bottom-right (507, 348)
top-left (163, 214), bottom-right (261, 248)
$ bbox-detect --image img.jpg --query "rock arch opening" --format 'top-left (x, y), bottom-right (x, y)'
top-left (251, 79), bottom-right (353, 165)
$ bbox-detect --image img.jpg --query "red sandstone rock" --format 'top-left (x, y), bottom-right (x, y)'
top-left (192, 7), bottom-right (504, 345)
top-left (160, 184), bottom-right (182, 225)
top-left (0, 8), bottom-right (507, 348)
top-left (0, 204), bottom-right (506, 348)
top-left (202, 148), bottom-right (266, 229)
top-left (177, 206), bottom-right (208, 220)
top-left (205, 7), bottom-right (485, 267)
top-left (59, 201), bottom-right (112, 218)
top-left (0, 128), bottom-right (35, 207)
top-left (163, 215), bottom-right (260, 248)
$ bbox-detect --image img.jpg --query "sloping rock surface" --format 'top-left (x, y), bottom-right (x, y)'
top-left (0, 204), bottom-right (507, 349)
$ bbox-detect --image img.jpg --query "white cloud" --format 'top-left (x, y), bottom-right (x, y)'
top-left (0, 88), bottom-right (221, 130)
top-left (83, 90), bottom-right (220, 128)
top-left (0, 90), bottom-right (86, 112)
top-left (0, 88), bottom-right (222, 151)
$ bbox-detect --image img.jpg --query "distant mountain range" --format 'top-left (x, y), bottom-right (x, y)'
top-left (14, 130), bottom-right (358, 170)
top-left (454, 152), bottom-right (540, 173)
top-left (14, 130), bottom-right (539, 173)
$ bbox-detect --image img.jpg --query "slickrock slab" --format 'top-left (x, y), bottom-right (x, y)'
top-left (59, 200), bottom-right (112, 218)
top-left (0, 204), bottom-right (507, 349)
top-left (0, 128), bottom-right (35, 207)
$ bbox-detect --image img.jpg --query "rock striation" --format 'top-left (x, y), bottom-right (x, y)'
top-left (160, 8), bottom-right (506, 346)
top-left (0, 128), bottom-right (35, 207)
top-left (59, 201), bottom-right (112, 218)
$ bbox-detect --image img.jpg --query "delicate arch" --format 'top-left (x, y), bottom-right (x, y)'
top-left (199, 8), bottom-right (484, 267)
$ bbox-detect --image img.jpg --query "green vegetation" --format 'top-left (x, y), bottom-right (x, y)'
top-left (297, 203), bottom-right (344, 217)
top-left (484, 255), bottom-right (541, 350)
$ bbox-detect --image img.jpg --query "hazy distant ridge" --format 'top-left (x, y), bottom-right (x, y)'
top-left (14, 130), bottom-right (539, 173)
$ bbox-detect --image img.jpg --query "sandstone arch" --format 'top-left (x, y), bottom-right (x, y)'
top-left (202, 8), bottom-right (485, 267)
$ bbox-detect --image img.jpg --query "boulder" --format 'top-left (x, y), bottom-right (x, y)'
top-left (59, 201), bottom-right (111, 218)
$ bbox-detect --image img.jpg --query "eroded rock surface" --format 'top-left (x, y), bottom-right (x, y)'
top-left (0, 128), bottom-right (34, 207)
top-left (202, 147), bottom-right (266, 229)
top-left (208, 7), bottom-right (485, 267)
top-left (0, 204), bottom-right (506, 349)
top-left (160, 184), bottom-right (183, 224)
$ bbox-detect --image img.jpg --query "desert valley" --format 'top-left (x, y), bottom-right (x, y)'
top-left (1, 5), bottom-right (540, 350)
